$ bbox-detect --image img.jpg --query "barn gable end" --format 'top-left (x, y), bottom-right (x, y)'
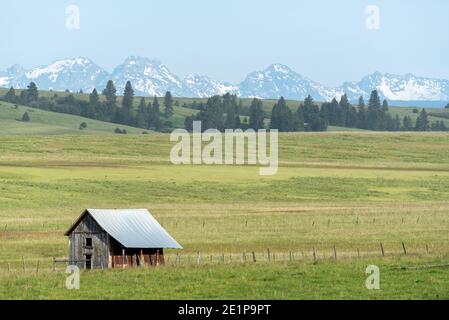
top-left (65, 209), bottom-right (182, 269)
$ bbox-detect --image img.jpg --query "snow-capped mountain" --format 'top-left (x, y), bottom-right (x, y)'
top-left (0, 57), bottom-right (108, 93)
top-left (341, 71), bottom-right (449, 102)
top-left (0, 64), bottom-right (26, 89)
top-left (239, 64), bottom-right (337, 101)
top-left (1, 57), bottom-right (448, 105)
top-left (110, 56), bottom-right (186, 97)
top-left (183, 74), bottom-right (239, 97)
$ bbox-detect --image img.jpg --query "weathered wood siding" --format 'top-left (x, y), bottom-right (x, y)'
top-left (68, 213), bottom-right (109, 269)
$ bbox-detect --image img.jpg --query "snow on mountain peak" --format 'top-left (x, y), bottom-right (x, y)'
top-left (1, 57), bottom-right (448, 103)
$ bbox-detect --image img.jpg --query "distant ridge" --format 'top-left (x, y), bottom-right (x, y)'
top-left (1, 57), bottom-right (448, 107)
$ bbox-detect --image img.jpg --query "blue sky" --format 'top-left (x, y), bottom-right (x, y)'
top-left (0, 0), bottom-right (448, 86)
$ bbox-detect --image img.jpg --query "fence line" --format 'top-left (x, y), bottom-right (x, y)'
top-left (0, 241), bottom-right (444, 274)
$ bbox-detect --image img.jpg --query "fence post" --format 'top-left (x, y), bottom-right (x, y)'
top-left (22, 256), bottom-right (25, 272)
top-left (312, 247), bottom-right (317, 262)
top-left (196, 252), bottom-right (201, 266)
top-left (333, 244), bottom-right (337, 260)
top-left (252, 252), bottom-right (256, 263)
top-left (122, 249), bottom-right (125, 269)
top-left (426, 245), bottom-right (429, 254)
top-left (357, 248), bottom-right (360, 258)
top-left (52, 257), bottom-right (56, 272)
top-left (267, 249), bottom-right (271, 262)
top-left (380, 243), bottom-right (385, 257)
top-left (36, 260), bottom-right (40, 274)
top-left (402, 242), bottom-right (407, 255)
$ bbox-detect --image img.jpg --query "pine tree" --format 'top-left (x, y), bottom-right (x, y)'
top-left (294, 106), bottom-right (305, 131)
top-left (121, 81), bottom-right (134, 125)
top-left (270, 97), bottom-right (294, 132)
top-left (149, 96), bottom-right (161, 130)
top-left (347, 106), bottom-right (359, 128)
top-left (163, 91), bottom-right (174, 118)
top-left (26, 82), bottom-right (39, 102)
top-left (88, 88), bottom-right (100, 118)
top-left (328, 98), bottom-right (340, 126)
top-left (102, 80), bottom-right (117, 121)
top-left (357, 96), bottom-right (367, 129)
top-left (4, 87), bottom-right (16, 103)
top-left (249, 98), bottom-right (265, 129)
top-left (339, 94), bottom-right (351, 126)
top-left (21, 111), bottom-right (30, 122)
top-left (382, 99), bottom-right (389, 112)
top-left (415, 109), bottom-right (429, 131)
top-left (402, 115), bottom-right (413, 131)
top-left (367, 90), bottom-right (382, 130)
top-left (136, 97), bottom-right (148, 128)
top-left (445, 103), bottom-right (449, 109)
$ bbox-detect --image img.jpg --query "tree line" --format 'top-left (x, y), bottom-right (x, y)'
top-left (1, 82), bottom-right (447, 132)
top-left (184, 90), bottom-right (446, 132)
top-left (1, 81), bottom-right (175, 131)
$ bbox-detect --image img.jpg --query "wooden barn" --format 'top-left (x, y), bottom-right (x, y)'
top-left (64, 209), bottom-right (182, 269)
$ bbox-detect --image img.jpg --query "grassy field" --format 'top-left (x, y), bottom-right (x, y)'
top-left (0, 132), bottom-right (449, 299)
top-left (0, 101), bottom-right (145, 135)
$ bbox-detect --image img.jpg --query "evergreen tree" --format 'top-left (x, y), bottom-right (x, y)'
top-left (367, 90), bottom-right (382, 130)
top-left (382, 99), bottom-right (389, 112)
top-left (121, 81), bottom-right (134, 125)
top-left (347, 106), bottom-right (359, 128)
top-left (270, 97), bottom-right (294, 132)
top-left (249, 98), bottom-right (265, 129)
top-left (415, 109), bottom-right (429, 131)
top-left (136, 97), bottom-right (149, 128)
top-left (4, 87), bottom-right (16, 103)
top-left (223, 93), bottom-right (238, 129)
top-left (357, 96), bottom-right (367, 129)
top-left (163, 91), bottom-right (174, 118)
top-left (402, 116), bottom-right (413, 131)
top-left (445, 103), bottom-right (449, 109)
top-left (394, 114), bottom-right (401, 131)
top-left (149, 96), bottom-right (161, 130)
top-left (339, 94), bottom-right (351, 126)
top-left (87, 88), bottom-right (99, 118)
top-left (26, 82), bottom-right (39, 102)
top-left (302, 95), bottom-right (326, 131)
top-left (294, 106), bottom-right (305, 131)
top-left (21, 111), bottom-right (30, 122)
top-left (328, 98), bottom-right (340, 126)
top-left (102, 80), bottom-right (117, 121)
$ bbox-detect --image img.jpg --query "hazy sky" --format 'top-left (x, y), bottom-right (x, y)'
top-left (0, 0), bottom-right (448, 86)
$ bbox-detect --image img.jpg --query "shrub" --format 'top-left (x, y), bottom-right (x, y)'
top-left (21, 112), bottom-right (30, 122)
top-left (79, 122), bottom-right (87, 130)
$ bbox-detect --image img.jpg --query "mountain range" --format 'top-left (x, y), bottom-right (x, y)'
top-left (1, 56), bottom-right (448, 106)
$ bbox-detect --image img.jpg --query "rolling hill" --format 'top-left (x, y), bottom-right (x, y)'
top-left (0, 100), bottom-right (146, 135)
top-left (1, 87), bottom-right (449, 135)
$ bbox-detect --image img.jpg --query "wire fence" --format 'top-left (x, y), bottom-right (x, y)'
top-left (0, 241), bottom-right (446, 274)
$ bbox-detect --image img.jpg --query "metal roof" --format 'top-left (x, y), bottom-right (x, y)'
top-left (66, 209), bottom-right (182, 249)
